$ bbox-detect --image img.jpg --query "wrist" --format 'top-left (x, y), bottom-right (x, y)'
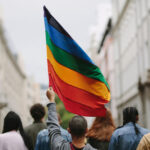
top-left (49, 98), bottom-right (55, 103)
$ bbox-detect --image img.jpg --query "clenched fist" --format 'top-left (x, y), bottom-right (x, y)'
top-left (46, 87), bottom-right (55, 103)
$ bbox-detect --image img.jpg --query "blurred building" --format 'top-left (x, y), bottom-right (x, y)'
top-left (24, 77), bottom-right (42, 125)
top-left (90, 0), bottom-right (150, 128)
top-left (88, 3), bottom-right (118, 121)
top-left (0, 21), bottom-right (27, 131)
top-left (89, 3), bottom-right (112, 63)
top-left (97, 19), bottom-right (118, 122)
top-left (0, 18), bottom-right (41, 131)
top-left (111, 0), bottom-right (150, 128)
top-left (40, 84), bottom-right (48, 106)
top-left (89, 19), bottom-right (118, 123)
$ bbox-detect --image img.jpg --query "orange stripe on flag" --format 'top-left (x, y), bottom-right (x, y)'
top-left (47, 60), bottom-right (109, 108)
top-left (47, 45), bottom-right (110, 100)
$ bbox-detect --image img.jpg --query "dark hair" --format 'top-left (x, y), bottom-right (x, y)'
top-left (30, 103), bottom-right (45, 122)
top-left (3, 111), bottom-right (32, 150)
top-left (69, 115), bottom-right (87, 138)
top-left (123, 107), bottom-right (139, 135)
top-left (86, 109), bottom-right (116, 141)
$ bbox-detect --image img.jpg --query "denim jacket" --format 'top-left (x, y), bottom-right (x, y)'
top-left (35, 127), bottom-right (72, 150)
top-left (108, 122), bottom-right (150, 150)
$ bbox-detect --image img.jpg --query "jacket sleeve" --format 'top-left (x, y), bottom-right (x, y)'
top-left (108, 134), bottom-right (118, 150)
top-left (46, 103), bottom-right (69, 150)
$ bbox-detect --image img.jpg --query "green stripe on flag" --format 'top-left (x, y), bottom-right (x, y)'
top-left (46, 31), bottom-right (110, 90)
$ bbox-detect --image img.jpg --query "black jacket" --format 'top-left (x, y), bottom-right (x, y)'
top-left (87, 138), bottom-right (109, 150)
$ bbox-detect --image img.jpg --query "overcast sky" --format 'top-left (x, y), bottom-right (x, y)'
top-left (0, 0), bottom-right (111, 85)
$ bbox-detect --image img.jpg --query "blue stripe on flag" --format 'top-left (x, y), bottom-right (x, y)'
top-left (44, 17), bottom-right (95, 65)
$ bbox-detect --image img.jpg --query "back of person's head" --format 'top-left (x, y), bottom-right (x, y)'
top-left (86, 109), bottom-right (115, 141)
top-left (69, 115), bottom-right (87, 138)
top-left (123, 107), bottom-right (138, 125)
top-left (3, 111), bottom-right (21, 133)
top-left (30, 103), bottom-right (45, 122)
top-left (123, 107), bottom-right (139, 134)
top-left (3, 111), bottom-right (32, 150)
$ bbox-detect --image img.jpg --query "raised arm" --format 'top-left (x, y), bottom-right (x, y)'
top-left (46, 88), bottom-right (69, 150)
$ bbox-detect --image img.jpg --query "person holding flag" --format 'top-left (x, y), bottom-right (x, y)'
top-left (46, 87), bottom-right (96, 150)
top-left (43, 6), bottom-right (111, 117)
top-left (43, 5), bottom-right (111, 150)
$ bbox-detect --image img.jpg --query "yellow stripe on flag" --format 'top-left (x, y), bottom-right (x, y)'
top-left (47, 45), bottom-right (110, 100)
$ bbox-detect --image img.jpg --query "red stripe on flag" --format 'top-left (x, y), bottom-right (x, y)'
top-left (49, 73), bottom-right (106, 116)
top-left (47, 60), bottom-right (108, 107)
top-left (47, 60), bottom-right (106, 116)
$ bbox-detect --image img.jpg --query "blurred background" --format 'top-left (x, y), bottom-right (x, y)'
top-left (0, 0), bottom-right (150, 132)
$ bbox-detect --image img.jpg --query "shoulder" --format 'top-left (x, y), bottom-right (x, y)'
top-left (38, 129), bottom-right (49, 137)
top-left (142, 133), bottom-right (150, 142)
top-left (25, 123), bottom-right (46, 131)
top-left (112, 124), bottom-right (137, 137)
top-left (137, 133), bottom-right (150, 150)
top-left (60, 127), bottom-right (70, 137)
top-left (39, 122), bottom-right (47, 127)
top-left (144, 133), bottom-right (150, 138)
top-left (35, 122), bottom-right (47, 130)
top-left (0, 133), bottom-right (8, 139)
top-left (85, 143), bottom-right (97, 150)
top-left (0, 132), bottom-right (23, 142)
top-left (25, 124), bottom-right (33, 131)
top-left (60, 127), bottom-right (68, 133)
top-left (87, 137), bottom-right (99, 145)
top-left (110, 126), bottom-right (127, 142)
top-left (60, 127), bottom-right (72, 142)
top-left (87, 137), bottom-right (109, 149)
top-left (138, 126), bottom-right (150, 135)
top-left (111, 127), bottom-right (123, 137)
top-left (0, 131), bottom-right (19, 137)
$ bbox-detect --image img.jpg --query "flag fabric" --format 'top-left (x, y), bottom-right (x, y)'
top-left (43, 6), bottom-right (111, 116)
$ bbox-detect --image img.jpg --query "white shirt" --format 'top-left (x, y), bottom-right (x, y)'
top-left (0, 131), bottom-right (28, 150)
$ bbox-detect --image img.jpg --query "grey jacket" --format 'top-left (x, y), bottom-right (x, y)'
top-left (25, 122), bottom-right (46, 149)
top-left (47, 103), bottom-right (97, 150)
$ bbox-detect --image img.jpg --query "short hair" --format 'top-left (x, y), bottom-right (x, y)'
top-left (69, 115), bottom-right (87, 138)
top-left (30, 103), bottom-right (45, 122)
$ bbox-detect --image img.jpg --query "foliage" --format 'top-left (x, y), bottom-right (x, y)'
top-left (55, 95), bottom-right (74, 129)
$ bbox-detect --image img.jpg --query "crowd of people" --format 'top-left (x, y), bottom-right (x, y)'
top-left (0, 87), bottom-right (150, 150)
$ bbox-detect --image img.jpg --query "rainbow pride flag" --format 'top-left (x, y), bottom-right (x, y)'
top-left (43, 6), bottom-right (110, 116)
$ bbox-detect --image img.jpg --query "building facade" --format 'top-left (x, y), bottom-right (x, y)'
top-left (88, 5), bottom-right (118, 122)
top-left (111, 0), bottom-right (150, 127)
top-left (89, 0), bottom-right (150, 127)
top-left (24, 77), bottom-right (42, 125)
top-left (0, 18), bottom-right (42, 131)
top-left (40, 84), bottom-right (49, 106)
top-left (97, 20), bottom-right (118, 122)
top-left (0, 21), bottom-right (27, 131)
